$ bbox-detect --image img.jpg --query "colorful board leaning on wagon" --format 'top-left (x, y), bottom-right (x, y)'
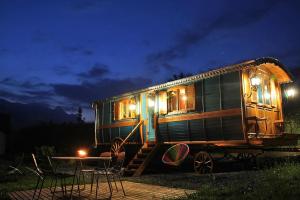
top-left (92, 57), bottom-right (299, 176)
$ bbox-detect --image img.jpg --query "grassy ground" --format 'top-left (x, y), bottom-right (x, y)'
top-left (1, 159), bottom-right (300, 200)
top-left (127, 162), bottom-right (300, 200)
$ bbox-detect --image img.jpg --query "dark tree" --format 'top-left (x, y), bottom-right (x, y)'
top-left (168, 72), bottom-right (192, 82)
top-left (77, 106), bottom-right (84, 123)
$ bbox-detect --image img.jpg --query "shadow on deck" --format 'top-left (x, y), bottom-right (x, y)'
top-left (9, 181), bottom-right (195, 200)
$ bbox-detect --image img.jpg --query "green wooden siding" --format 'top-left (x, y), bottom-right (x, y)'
top-left (157, 71), bottom-right (243, 143)
top-left (221, 72), bottom-right (241, 109)
top-left (205, 118), bottom-right (223, 140)
top-left (168, 121), bottom-right (189, 141)
top-left (204, 76), bottom-right (220, 112)
top-left (195, 71), bottom-right (241, 112)
top-left (157, 123), bottom-right (169, 142)
top-left (189, 119), bottom-right (206, 140)
top-left (222, 116), bottom-right (243, 140)
top-left (157, 115), bottom-right (243, 142)
top-left (195, 80), bottom-right (203, 112)
top-left (103, 102), bottom-right (111, 124)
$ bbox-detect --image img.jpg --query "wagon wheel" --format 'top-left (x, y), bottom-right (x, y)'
top-left (194, 151), bottom-right (213, 174)
top-left (110, 137), bottom-right (125, 156)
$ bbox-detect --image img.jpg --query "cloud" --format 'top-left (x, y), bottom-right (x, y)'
top-left (78, 63), bottom-right (110, 79)
top-left (145, 0), bottom-right (281, 72)
top-left (53, 77), bottom-right (152, 102)
top-left (0, 77), bottom-right (46, 89)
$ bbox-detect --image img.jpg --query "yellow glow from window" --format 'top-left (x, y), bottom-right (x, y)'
top-left (182, 95), bottom-right (187, 101)
top-left (180, 89), bottom-right (185, 94)
top-left (251, 76), bottom-right (261, 86)
top-left (148, 99), bottom-right (155, 107)
top-left (129, 104), bottom-right (136, 111)
top-left (159, 100), bottom-right (167, 112)
top-left (264, 92), bottom-right (270, 99)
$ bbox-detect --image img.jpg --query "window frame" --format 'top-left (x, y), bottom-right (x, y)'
top-left (114, 97), bottom-right (137, 121)
top-left (165, 84), bottom-right (195, 115)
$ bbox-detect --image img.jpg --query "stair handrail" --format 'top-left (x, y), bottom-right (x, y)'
top-left (117, 120), bottom-right (144, 151)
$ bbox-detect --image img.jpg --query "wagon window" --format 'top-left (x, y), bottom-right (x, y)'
top-left (255, 75), bottom-right (272, 106)
top-left (114, 97), bottom-right (137, 120)
top-left (167, 84), bottom-right (195, 114)
top-left (159, 91), bottom-right (167, 115)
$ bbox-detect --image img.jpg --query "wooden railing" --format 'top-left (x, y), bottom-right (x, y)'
top-left (117, 120), bottom-right (144, 151)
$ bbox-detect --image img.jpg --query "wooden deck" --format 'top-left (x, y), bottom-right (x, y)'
top-left (9, 181), bottom-right (196, 200)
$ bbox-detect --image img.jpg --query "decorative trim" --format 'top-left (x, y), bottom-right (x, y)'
top-left (98, 120), bottom-right (138, 129)
top-left (158, 108), bottom-right (241, 123)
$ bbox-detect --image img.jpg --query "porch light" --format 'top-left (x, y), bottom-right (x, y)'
top-left (250, 76), bottom-right (261, 87)
top-left (285, 88), bottom-right (296, 98)
top-left (129, 104), bottom-right (136, 111)
top-left (77, 149), bottom-right (87, 158)
top-left (148, 98), bottom-right (155, 107)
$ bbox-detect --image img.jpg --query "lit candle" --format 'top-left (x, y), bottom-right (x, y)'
top-left (77, 149), bottom-right (87, 157)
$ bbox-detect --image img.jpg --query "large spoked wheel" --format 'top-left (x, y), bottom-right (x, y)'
top-left (110, 137), bottom-right (125, 156)
top-left (194, 151), bottom-right (213, 174)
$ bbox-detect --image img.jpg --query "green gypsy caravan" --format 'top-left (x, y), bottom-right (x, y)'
top-left (92, 57), bottom-right (299, 176)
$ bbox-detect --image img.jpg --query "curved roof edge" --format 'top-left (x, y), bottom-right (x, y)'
top-left (94, 57), bottom-right (293, 103)
top-left (254, 57), bottom-right (293, 83)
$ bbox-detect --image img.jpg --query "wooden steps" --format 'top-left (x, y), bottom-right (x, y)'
top-left (125, 143), bottom-right (160, 176)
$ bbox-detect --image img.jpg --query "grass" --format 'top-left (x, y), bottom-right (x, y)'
top-left (125, 161), bottom-right (300, 200)
top-left (179, 163), bottom-right (300, 200)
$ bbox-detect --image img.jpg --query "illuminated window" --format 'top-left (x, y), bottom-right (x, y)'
top-left (114, 97), bottom-right (137, 120)
top-left (159, 91), bottom-right (167, 114)
top-left (166, 85), bottom-right (195, 113)
top-left (255, 75), bottom-right (272, 106)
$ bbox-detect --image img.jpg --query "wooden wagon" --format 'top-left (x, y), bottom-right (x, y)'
top-left (92, 57), bottom-right (299, 176)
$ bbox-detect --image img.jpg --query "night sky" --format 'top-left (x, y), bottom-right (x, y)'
top-left (1, 0), bottom-right (300, 122)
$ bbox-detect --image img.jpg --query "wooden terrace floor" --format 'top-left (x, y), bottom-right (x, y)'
top-left (9, 181), bottom-right (196, 200)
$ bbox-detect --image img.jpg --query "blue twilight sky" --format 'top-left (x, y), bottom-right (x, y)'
top-left (1, 0), bottom-right (300, 121)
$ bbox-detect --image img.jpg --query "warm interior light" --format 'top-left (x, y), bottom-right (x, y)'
top-left (129, 104), bottom-right (136, 110)
top-left (264, 92), bottom-right (270, 99)
top-left (286, 88), bottom-right (296, 98)
top-left (182, 95), bottom-right (187, 101)
top-left (159, 100), bottom-right (167, 112)
top-left (148, 99), bottom-right (155, 107)
top-left (77, 149), bottom-right (87, 157)
top-left (251, 76), bottom-right (261, 86)
top-left (180, 89), bottom-right (185, 94)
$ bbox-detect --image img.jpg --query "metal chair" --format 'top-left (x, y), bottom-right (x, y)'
top-left (108, 151), bottom-right (126, 196)
top-left (28, 154), bottom-right (78, 200)
top-left (26, 153), bottom-right (52, 200)
top-left (7, 153), bottom-right (24, 176)
top-left (93, 153), bottom-right (115, 199)
top-left (79, 151), bottom-right (112, 193)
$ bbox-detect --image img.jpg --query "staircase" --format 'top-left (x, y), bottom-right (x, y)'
top-left (125, 143), bottom-right (160, 176)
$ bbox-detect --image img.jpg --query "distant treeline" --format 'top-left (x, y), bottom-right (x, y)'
top-left (6, 122), bottom-right (94, 155)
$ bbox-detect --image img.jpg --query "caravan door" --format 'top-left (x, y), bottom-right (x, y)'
top-left (140, 93), bottom-right (156, 143)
